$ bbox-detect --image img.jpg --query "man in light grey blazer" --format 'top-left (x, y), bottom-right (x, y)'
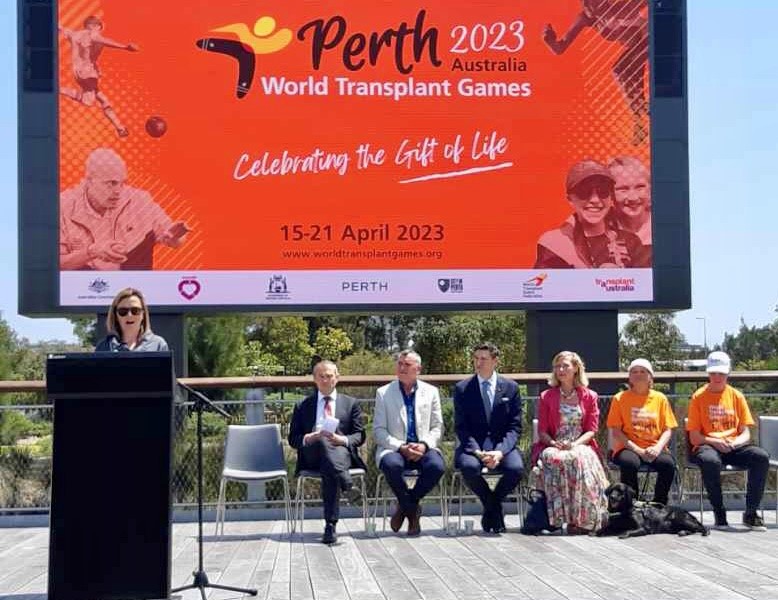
top-left (373, 350), bottom-right (445, 536)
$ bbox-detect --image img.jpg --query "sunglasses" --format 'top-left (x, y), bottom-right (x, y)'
top-left (116, 306), bottom-right (142, 317)
top-left (569, 178), bottom-right (612, 201)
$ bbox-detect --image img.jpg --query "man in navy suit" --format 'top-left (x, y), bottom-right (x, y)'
top-left (288, 360), bottom-right (366, 544)
top-left (454, 343), bottom-right (523, 533)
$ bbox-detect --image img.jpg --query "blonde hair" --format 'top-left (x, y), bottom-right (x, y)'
top-left (547, 350), bottom-right (589, 388)
top-left (106, 287), bottom-right (151, 339)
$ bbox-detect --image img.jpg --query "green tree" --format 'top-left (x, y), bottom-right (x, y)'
top-left (722, 319), bottom-right (778, 369)
top-left (68, 316), bottom-right (99, 347)
top-left (248, 317), bottom-right (314, 375)
top-left (620, 312), bottom-right (685, 369)
top-left (313, 326), bottom-right (354, 361)
top-left (0, 319), bottom-right (15, 382)
top-left (187, 315), bottom-right (249, 377)
top-left (412, 313), bottom-right (526, 374)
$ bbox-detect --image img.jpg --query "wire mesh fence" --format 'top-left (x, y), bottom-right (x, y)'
top-left (2, 385), bottom-right (778, 513)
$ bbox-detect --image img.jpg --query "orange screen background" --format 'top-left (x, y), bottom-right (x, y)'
top-left (59, 0), bottom-right (651, 271)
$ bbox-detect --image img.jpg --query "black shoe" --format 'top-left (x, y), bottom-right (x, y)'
top-left (743, 512), bottom-right (767, 532)
top-left (713, 509), bottom-right (732, 531)
top-left (322, 522), bottom-right (337, 544)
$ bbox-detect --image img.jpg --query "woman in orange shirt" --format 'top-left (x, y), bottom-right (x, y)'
top-left (606, 358), bottom-right (677, 505)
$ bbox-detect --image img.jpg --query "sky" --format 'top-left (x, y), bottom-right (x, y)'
top-left (0, 2), bottom-right (776, 348)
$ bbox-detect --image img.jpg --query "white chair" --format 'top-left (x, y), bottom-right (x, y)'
top-left (758, 415), bottom-right (778, 522)
top-left (295, 468), bottom-right (368, 533)
top-left (214, 424), bottom-right (293, 536)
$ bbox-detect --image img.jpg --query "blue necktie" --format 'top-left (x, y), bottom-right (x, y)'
top-left (481, 380), bottom-right (492, 419)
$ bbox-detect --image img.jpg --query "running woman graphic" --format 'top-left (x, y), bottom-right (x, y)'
top-left (196, 16), bottom-right (292, 99)
top-left (59, 16), bottom-right (139, 137)
top-left (543, 0), bottom-right (649, 145)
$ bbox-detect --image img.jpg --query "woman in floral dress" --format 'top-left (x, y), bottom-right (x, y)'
top-left (530, 351), bottom-right (609, 533)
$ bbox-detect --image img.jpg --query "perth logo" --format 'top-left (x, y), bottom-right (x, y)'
top-left (196, 16), bottom-right (293, 99)
top-left (266, 275), bottom-right (291, 300)
top-left (437, 278), bottom-right (463, 293)
top-left (88, 278), bottom-right (109, 294)
top-left (197, 10), bottom-right (441, 98)
top-left (178, 277), bottom-right (202, 300)
top-left (522, 273), bottom-right (547, 299)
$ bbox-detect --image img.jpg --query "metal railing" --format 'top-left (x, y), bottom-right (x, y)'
top-left (1, 371), bottom-right (777, 515)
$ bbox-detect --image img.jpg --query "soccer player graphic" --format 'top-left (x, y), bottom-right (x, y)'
top-left (59, 16), bottom-right (139, 138)
top-left (542, 0), bottom-right (649, 145)
top-left (196, 16), bottom-right (292, 99)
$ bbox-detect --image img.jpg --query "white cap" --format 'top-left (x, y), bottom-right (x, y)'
top-left (706, 351), bottom-right (731, 375)
top-left (628, 358), bottom-right (654, 377)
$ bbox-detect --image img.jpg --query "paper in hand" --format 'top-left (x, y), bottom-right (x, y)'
top-left (322, 416), bottom-right (340, 434)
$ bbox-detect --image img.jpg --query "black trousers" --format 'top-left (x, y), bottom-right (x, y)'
top-left (455, 449), bottom-right (524, 508)
top-left (379, 450), bottom-right (445, 513)
top-left (612, 448), bottom-right (676, 505)
top-left (689, 444), bottom-right (769, 514)
top-left (301, 439), bottom-right (352, 522)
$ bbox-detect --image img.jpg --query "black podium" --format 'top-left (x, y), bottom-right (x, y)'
top-left (46, 352), bottom-right (175, 600)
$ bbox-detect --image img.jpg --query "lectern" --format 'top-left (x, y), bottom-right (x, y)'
top-left (47, 352), bottom-right (175, 600)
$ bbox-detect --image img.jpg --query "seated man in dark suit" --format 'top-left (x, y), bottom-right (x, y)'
top-left (454, 342), bottom-right (523, 533)
top-left (288, 360), bottom-right (366, 544)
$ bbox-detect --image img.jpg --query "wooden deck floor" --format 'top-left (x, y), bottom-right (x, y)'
top-left (2, 511), bottom-right (778, 600)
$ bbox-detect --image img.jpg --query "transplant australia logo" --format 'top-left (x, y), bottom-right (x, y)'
top-left (196, 16), bottom-right (293, 98)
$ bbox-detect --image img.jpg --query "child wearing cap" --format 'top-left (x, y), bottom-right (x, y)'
top-left (686, 351), bottom-right (769, 530)
top-left (607, 358), bottom-right (677, 505)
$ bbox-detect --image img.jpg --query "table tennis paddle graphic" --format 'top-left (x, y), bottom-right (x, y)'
top-left (196, 38), bottom-right (256, 99)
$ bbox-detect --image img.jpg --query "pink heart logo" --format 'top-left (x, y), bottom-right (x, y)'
top-left (178, 278), bottom-right (201, 300)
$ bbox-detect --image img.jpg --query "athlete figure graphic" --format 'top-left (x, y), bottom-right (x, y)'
top-left (543, 0), bottom-right (648, 145)
top-left (196, 16), bottom-right (292, 99)
top-left (59, 16), bottom-right (139, 137)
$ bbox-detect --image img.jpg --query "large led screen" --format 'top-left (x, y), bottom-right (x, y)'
top-left (57, 0), bottom-right (654, 307)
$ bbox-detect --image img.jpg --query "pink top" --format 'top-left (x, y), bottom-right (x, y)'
top-left (530, 386), bottom-right (602, 464)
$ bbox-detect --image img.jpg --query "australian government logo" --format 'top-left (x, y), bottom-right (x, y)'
top-left (437, 278), bottom-right (463, 293)
top-left (78, 277), bottom-right (112, 300)
top-left (595, 277), bottom-right (636, 293)
top-left (522, 273), bottom-right (547, 299)
top-left (266, 275), bottom-right (291, 300)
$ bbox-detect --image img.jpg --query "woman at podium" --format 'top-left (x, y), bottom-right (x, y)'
top-left (95, 287), bottom-right (169, 351)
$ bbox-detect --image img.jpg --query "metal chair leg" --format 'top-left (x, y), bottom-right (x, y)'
top-left (360, 474), bottom-right (368, 532)
top-left (282, 478), bottom-right (292, 536)
top-left (215, 477), bottom-right (227, 536)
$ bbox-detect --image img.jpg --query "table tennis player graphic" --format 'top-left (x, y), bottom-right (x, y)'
top-left (543, 0), bottom-right (649, 145)
top-left (196, 16), bottom-right (293, 99)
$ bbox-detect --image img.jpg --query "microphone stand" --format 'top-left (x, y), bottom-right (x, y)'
top-left (172, 382), bottom-right (258, 599)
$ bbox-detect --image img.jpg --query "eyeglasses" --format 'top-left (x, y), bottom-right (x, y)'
top-left (116, 306), bottom-right (142, 317)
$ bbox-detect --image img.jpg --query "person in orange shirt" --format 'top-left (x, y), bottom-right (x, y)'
top-left (686, 351), bottom-right (769, 531)
top-left (607, 358), bottom-right (677, 505)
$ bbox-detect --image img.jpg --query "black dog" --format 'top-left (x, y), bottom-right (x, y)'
top-left (598, 483), bottom-right (710, 538)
